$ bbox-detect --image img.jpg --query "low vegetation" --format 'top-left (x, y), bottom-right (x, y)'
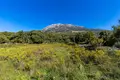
top-left (0, 21), bottom-right (120, 80)
top-left (0, 43), bottom-right (119, 80)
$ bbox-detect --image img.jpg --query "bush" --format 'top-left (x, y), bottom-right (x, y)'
top-left (114, 42), bottom-right (120, 48)
top-left (0, 44), bottom-right (120, 80)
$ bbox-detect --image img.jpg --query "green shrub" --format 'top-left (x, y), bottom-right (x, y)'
top-left (114, 42), bottom-right (120, 48)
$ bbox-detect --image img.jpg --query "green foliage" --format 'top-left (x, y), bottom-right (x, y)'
top-left (114, 42), bottom-right (120, 48)
top-left (0, 30), bottom-right (103, 46)
top-left (75, 32), bottom-right (85, 44)
top-left (113, 25), bottom-right (120, 41)
top-left (0, 44), bottom-right (119, 80)
top-left (99, 31), bottom-right (113, 46)
top-left (0, 33), bottom-right (9, 43)
top-left (83, 31), bottom-right (103, 49)
top-left (112, 20), bottom-right (120, 42)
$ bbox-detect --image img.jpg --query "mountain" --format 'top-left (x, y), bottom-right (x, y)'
top-left (42, 23), bottom-right (88, 32)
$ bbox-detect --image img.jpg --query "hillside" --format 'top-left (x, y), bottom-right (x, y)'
top-left (42, 23), bottom-right (103, 32)
top-left (42, 23), bottom-right (88, 32)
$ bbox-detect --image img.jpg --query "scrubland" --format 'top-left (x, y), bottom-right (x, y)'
top-left (0, 43), bottom-right (120, 80)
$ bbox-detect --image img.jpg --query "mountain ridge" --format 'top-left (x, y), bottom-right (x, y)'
top-left (42, 23), bottom-right (103, 32)
top-left (42, 23), bottom-right (88, 32)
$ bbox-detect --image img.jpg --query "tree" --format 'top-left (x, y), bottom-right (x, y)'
top-left (0, 34), bottom-right (9, 43)
top-left (111, 20), bottom-right (120, 48)
top-left (99, 31), bottom-right (112, 46)
top-left (75, 32), bottom-right (85, 44)
top-left (112, 20), bottom-right (120, 41)
top-left (84, 31), bottom-right (95, 44)
top-left (84, 31), bottom-right (103, 49)
top-left (113, 26), bottom-right (120, 41)
top-left (10, 31), bottom-right (26, 43)
top-left (30, 31), bottom-right (45, 44)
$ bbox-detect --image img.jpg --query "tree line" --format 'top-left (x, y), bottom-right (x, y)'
top-left (0, 21), bottom-right (120, 48)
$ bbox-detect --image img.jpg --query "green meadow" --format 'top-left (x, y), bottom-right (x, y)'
top-left (0, 43), bottom-right (120, 80)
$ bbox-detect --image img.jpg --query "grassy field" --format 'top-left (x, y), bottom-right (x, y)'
top-left (0, 43), bottom-right (120, 80)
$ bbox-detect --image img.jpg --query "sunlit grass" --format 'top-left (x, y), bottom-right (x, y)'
top-left (0, 43), bottom-right (120, 80)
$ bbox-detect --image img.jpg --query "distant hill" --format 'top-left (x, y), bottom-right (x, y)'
top-left (42, 23), bottom-right (103, 32)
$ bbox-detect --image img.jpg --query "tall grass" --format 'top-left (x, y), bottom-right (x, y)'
top-left (0, 43), bottom-right (120, 80)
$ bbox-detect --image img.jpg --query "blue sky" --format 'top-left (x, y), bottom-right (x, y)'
top-left (0, 0), bottom-right (120, 31)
